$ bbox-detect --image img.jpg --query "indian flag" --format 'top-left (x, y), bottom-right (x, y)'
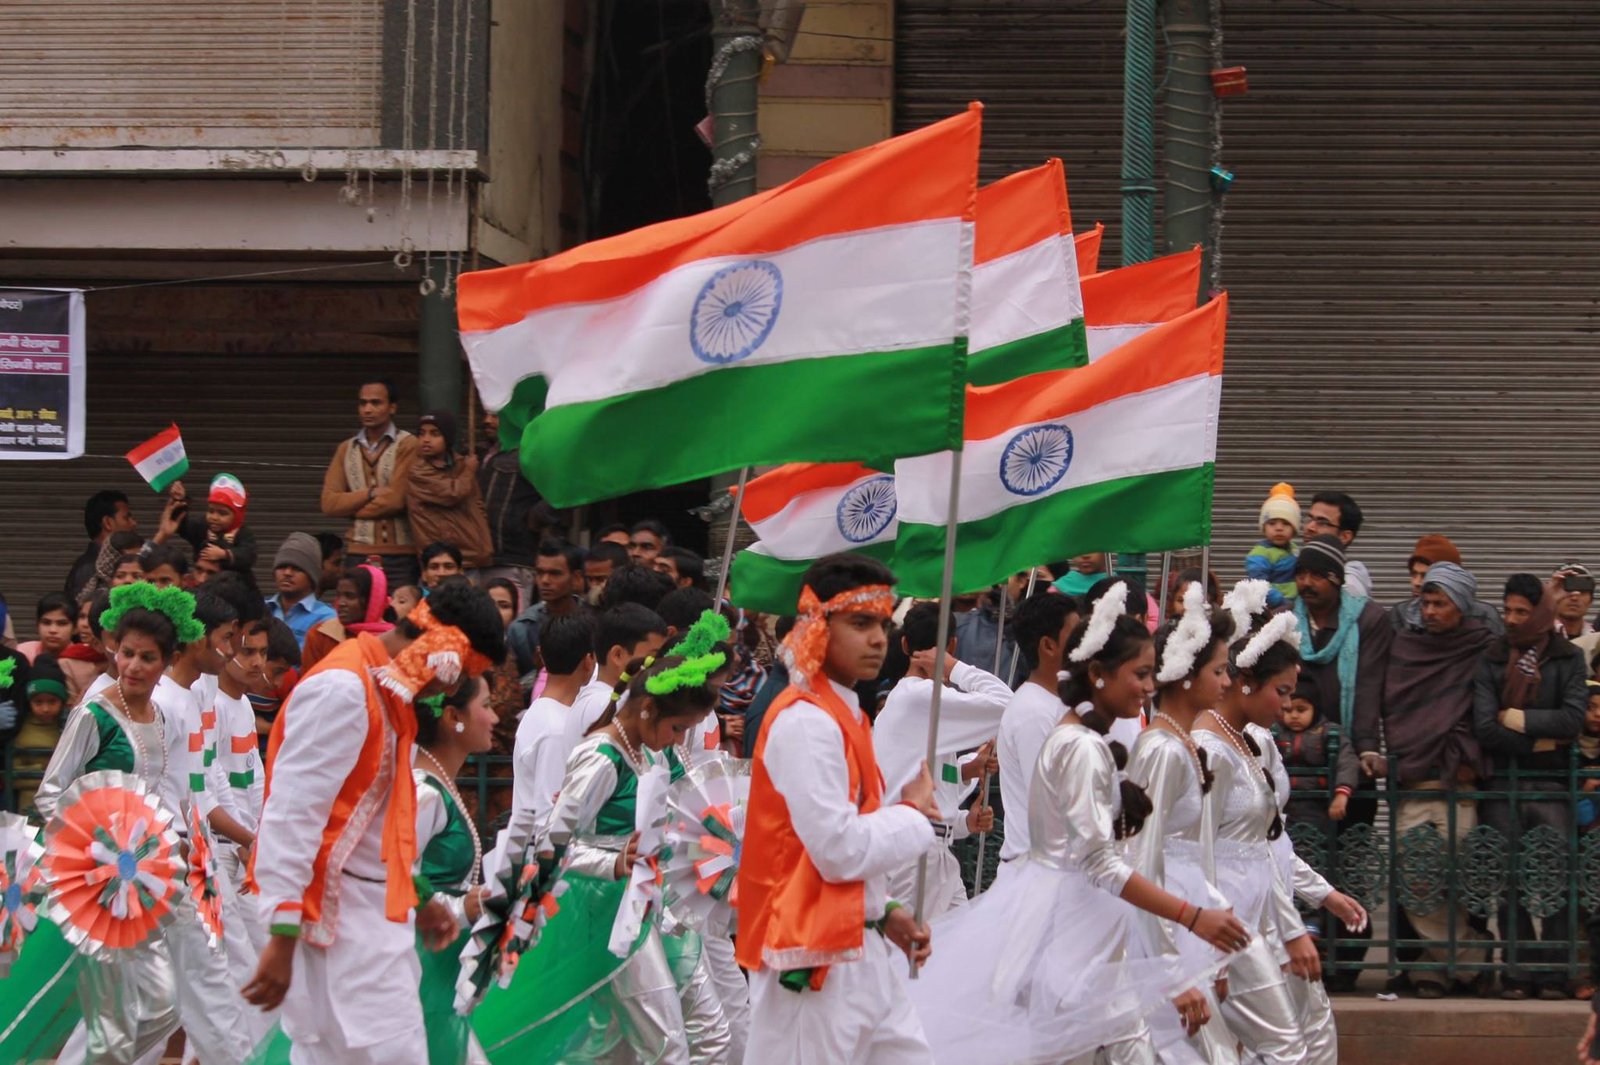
top-left (966, 159), bottom-right (1085, 386)
top-left (1074, 223), bottom-right (1104, 277)
top-left (125, 424), bottom-right (188, 492)
top-left (457, 106), bottom-right (982, 506)
top-left (893, 295), bottom-right (1227, 597)
top-left (1082, 247), bottom-right (1201, 360)
top-left (729, 462), bottom-right (897, 614)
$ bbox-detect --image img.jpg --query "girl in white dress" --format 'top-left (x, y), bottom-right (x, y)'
top-left (911, 584), bottom-right (1250, 1065)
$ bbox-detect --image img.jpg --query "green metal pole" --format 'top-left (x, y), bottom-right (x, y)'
top-left (1120, 0), bottom-right (1158, 267)
top-left (1159, 0), bottom-right (1216, 284)
top-left (418, 257), bottom-right (462, 421)
top-left (705, 0), bottom-right (765, 564)
top-left (707, 0), bottom-right (764, 208)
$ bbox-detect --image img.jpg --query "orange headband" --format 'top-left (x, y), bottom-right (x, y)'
top-left (779, 583), bottom-right (896, 689)
top-left (374, 599), bottom-right (495, 703)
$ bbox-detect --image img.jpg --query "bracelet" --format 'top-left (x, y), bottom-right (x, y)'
top-left (1187, 906), bottom-right (1203, 931)
top-left (1177, 902), bottom-right (1191, 927)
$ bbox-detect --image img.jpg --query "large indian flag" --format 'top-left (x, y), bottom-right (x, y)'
top-left (456, 106), bottom-right (982, 506)
top-left (893, 295), bottom-right (1227, 597)
top-left (729, 462), bottom-right (897, 614)
top-left (966, 159), bottom-right (1086, 386)
top-left (1082, 247), bottom-right (1201, 360)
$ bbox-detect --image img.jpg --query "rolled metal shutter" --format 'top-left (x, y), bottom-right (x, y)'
top-left (0, 281), bottom-right (420, 631)
top-left (0, 0), bottom-right (381, 149)
top-left (897, 0), bottom-right (1600, 601)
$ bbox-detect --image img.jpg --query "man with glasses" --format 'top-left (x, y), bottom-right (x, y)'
top-left (1553, 564), bottom-right (1596, 639)
top-left (1305, 491), bottom-right (1373, 598)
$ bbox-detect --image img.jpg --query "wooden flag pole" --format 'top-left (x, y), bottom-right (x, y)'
top-left (910, 448), bottom-right (963, 977)
top-left (712, 467), bottom-right (751, 606)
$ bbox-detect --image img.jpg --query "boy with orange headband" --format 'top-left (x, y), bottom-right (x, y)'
top-left (738, 552), bottom-right (943, 1064)
top-left (243, 580), bottom-right (506, 1065)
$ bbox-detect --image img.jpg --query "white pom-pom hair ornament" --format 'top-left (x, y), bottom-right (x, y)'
top-left (1235, 611), bottom-right (1303, 672)
top-left (1068, 580), bottom-right (1130, 663)
top-left (1221, 579), bottom-right (1271, 642)
top-left (1156, 581), bottom-right (1211, 685)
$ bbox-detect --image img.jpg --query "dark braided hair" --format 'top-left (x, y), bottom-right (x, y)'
top-left (1074, 707), bottom-right (1153, 840)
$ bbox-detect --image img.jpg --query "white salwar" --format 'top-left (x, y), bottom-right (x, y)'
top-left (874, 663), bottom-right (1011, 915)
top-left (744, 681), bottom-right (935, 1065)
top-left (253, 669), bottom-right (427, 1065)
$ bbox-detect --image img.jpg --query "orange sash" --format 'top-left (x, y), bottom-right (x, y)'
top-left (257, 633), bottom-right (419, 933)
top-left (736, 680), bottom-right (885, 979)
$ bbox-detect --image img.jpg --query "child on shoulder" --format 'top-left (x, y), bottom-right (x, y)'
top-left (1245, 481), bottom-right (1300, 608)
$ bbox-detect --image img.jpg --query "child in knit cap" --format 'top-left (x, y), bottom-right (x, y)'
top-left (167, 472), bottom-right (258, 585)
top-left (1245, 481), bottom-right (1300, 607)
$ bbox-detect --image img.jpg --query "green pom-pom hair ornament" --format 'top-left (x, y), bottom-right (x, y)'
top-left (644, 610), bottom-right (730, 697)
top-left (0, 657), bottom-right (14, 691)
top-left (98, 583), bottom-right (207, 646)
top-left (417, 693), bottom-right (447, 720)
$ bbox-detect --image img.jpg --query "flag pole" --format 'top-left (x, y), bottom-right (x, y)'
top-left (1156, 550), bottom-right (1173, 624)
top-left (712, 466), bottom-right (750, 606)
top-left (975, 568), bottom-right (1040, 896)
top-left (911, 449), bottom-right (962, 977)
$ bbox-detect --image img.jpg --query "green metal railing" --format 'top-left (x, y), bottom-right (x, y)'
top-left (955, 733), bottom-right (1600, 986)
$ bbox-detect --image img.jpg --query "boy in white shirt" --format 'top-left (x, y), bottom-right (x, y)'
top-left (996, 591), bottom-right (1080, 863)
top-left (507, 611), bottom-right (597, 849)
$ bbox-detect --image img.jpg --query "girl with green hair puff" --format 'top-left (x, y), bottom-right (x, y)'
top-left (468, 643), bottom-right (733, 1064)
top-left (19, 582), bottom-right (258, 1065)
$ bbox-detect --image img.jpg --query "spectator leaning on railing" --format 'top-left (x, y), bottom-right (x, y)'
top-left (1474, 573), bottom-right (1589, 1000)
top-left (1382, 561), bottom-right (1495, 997)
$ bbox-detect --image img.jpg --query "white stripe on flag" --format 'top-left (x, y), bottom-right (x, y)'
top-left (463, 219), bottom-right (965, 410)
top-left (896, 373), bottom-right (1220, 525)
top-left (970, 236), bottom-right (1082, 353)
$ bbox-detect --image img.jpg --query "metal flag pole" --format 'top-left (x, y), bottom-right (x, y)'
top-left (911, 449), bottom-right (963, 977)
top-left (1156, 550), bottom-right (1173, 624)
top-left (712, 466), bottom-right (751, 607)
top-left (974, 569), bottom-right (1040, 896)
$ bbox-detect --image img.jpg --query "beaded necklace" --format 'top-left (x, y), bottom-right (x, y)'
top-left (1152, 709), bottom-right (1206, 784)
top-left (111, 679), bottom-right (165, 779)
top-left (415, 747), bottom-right (482, 889)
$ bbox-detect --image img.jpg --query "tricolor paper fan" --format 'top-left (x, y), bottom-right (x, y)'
top-left (0, 812), bottom-right (46, 975)
top-left (41, 771), bottom-right (183, 958)
top-left (662, 758), bottom-right (750, 934)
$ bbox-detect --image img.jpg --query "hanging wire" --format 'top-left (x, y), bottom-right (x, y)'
top-left (441, 0), bottom-right (462, 295)
top-left (84, 261), bottom-right (397, 293)
top-left (453, 0), bottom-right (475, 292)
top-left (398, 0), bottom-right (418, 270)
top-left (302, 0), bottom-right (322, 181)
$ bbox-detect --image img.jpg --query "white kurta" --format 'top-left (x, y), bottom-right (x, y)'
top-left (874, 663), bottom-right (1011, 914)
top-left (744, 680), bottom-right (936, 1065)
top-left (996, 681), bottom-right (1063, 861)
top-left (253, 668), bottom-right (426, 1064)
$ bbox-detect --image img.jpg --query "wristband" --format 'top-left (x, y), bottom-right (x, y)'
top-left (1187, 906), bottom-right (1203, 931)
top-left (413, 873), bottom-right (436, 904)
top-left (269, 901), bottom-right (303, 938)
top-left (884, 900), bottom-right (905, 920)
top-left (1177, 902), bottom-right (1191, 927)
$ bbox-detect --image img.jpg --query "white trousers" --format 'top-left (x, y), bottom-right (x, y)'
top-left (162, 886), bottom-right (258, 1065)
top-left (744, 932), bottom-right (933, 1065)
top-left (280, 876), bottom-right (426, 1065)
top-left (701, 931), bottom-right (751, 1062)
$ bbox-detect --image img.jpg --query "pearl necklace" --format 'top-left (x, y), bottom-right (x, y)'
top-left (1204, 709), bottom-right (1255, 761)
top-left (1153, 709), bottom-right (1205, 782)
top-left (607, 721), bottom-right (648, 774)
top-left (112, 679), bottom-right (165, 779)
top-left (415, 747), bottom-right (482, 889)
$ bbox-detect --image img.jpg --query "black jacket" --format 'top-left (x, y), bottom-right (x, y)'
top-left (1473, 633), bottom-right (1587, 776)
top-left (478, 447), bottom-right (546, 568)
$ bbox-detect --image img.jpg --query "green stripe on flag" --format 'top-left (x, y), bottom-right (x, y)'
top-left (967, 319), bottom-right (1088, 387)
top-left (148, 458), bottom-right (189, 493)
top-left (730, 541), bottom-right (896, 616)
top-left (893, 465), bottom-right (1214, 598)
top-left (513, 342), bottom-right (967, 507)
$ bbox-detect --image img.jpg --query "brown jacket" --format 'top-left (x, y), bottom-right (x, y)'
top-left (405, 454), bottom-right (494, 568)
top-left (321, 431), bottom-right (419, 556)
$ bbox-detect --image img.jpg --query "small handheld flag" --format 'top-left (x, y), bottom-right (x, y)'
top-left (125, 424), bottom-right (188, 492)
